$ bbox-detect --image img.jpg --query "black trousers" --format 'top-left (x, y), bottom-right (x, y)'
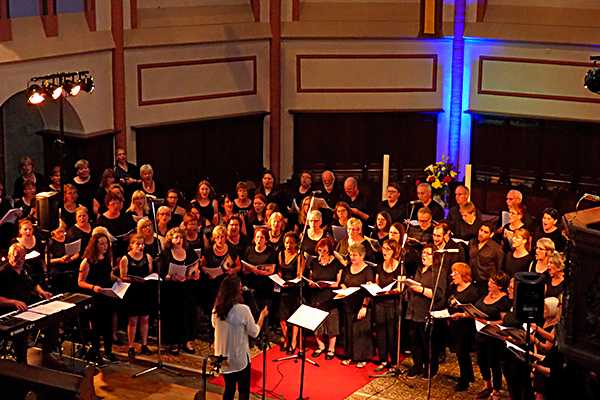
top-left (374, 299), bottom-right (399, 364)
top-left (90, 296), bottom-right (114, 355)
top-left (409, 320), bottom-right (439, 375)
top-left (223, 360), bottom-right (251, 400)
top-left (477, 334), bottom-right (504, 390)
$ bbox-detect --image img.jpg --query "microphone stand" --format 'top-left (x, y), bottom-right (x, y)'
top-left (273, 191), bottom-right (319, 400)
top-left (425, 251), bottom-right (446, 400)
top-left (133, 197), bottom-right (181, 378)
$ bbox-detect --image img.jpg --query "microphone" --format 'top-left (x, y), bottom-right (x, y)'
top-left (311, 190), bottom-right (322, 195)
top-left (583, 193), bottom-right (600, 202)
top-left (242, 285), bottom-right (255, 293)
top-left (145, 194), bottom-right (165, 202)
top-left (401, 232), bottom-right (408, 248)
top-left (409, 200), bottom-right (422, 205)
top-left (435, 248), bottom-right (459, 253)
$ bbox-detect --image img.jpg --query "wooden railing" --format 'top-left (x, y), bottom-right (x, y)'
top-left (0, 0), bottom-right (10, 41)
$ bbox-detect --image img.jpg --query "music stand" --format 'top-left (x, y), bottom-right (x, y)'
top-left (282, 304), bottom-right (329, 400)
top-left (133, 196), bottom-right (181, 378)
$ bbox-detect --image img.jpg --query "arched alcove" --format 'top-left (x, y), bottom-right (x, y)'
top-left (1, 91), bottom-right (83, 196)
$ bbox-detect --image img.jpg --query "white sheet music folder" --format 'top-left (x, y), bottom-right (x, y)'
top-left (287, 304), bottom-right (329, 332)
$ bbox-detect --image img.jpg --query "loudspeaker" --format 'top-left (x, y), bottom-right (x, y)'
top-left (35, 191), bottom-right (61, 232)
top-left (515, 272), bottom-right (545, 323)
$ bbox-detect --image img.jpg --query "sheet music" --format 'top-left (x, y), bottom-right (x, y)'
top-left (399, 276), bottom-right (420, 288)
top-left (287, 304), bottom-right (329, 332)
top-left (25, 250), bottom-right (41, 260)
top-left (65, 239), bottom-right (82, 256)
top-left (269, 274), bottom-right (287, 287)
top-left (501, 211), bottom-right (510, 227)
top-left (451, 237), bottom-right (469, 245)
top-left (0, 208), bottom-right (22, 225)
top-left (169, 263), bottom-right (188, 279)
top-left (333, 286), bottom-right (361, 298)
top-left (112, 280), bottom-right (130, 299)
top-left (331, 225), bottom-right (348, 242)
top-left (202, 266), bottom-right (224, 279)
top-left (16, 311), bottom-right (46, 321)
top-left (144, 273), bottom-right (160, 281)
top-left (29, 300), bottom-right (75, 315)
top-left (430, 309), bottom-right (451, 319)
top-left (361, 283), bottom-right (383, 296)
top-left (475, 320), bottom-right (486, 332)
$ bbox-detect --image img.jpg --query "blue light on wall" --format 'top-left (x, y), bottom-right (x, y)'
top-left (447, 0), bottom-right (466, 174)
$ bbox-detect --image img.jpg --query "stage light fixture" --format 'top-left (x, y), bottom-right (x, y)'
top-left (63, 80), bottom-right (81, 96)
top-left (48, 81), bottom-right (64, 100)
top-left (584, 56), bottom-right (600, 94)
top-left (81, 75), bottom-right (95, 93)
top-left (26, 84), bottom-right (46, 104)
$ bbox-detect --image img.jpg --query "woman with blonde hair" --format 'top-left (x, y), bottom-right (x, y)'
top-left (546, 252), bottom-right (565, 299)
top-left (126, 190), bottom-right (149, 223)
top-left (529, 237), bottom-right (555, 277)
top-left (502, 228), bottom-right (532, 278)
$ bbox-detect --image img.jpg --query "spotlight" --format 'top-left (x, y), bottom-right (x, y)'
top-left (81, 75), bottom-right (95, 93)
top-left (63, 80), bottom-right (81, 96)
top-left (584, 67), bottom-right (600, 94)
top-left (46, 81), bottom-right (64, 100)
top-left (26, 84), bottom-right (46, 104)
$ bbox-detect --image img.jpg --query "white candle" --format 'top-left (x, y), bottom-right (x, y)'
top-left (382, 154), bottom-right (390, 201)
top-left (465, 164), bottom-right (472, 201)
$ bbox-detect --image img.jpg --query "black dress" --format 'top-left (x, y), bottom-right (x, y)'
top-left (475, 295), bottom-right (511, 391)
top-left (503, 252), bottom-right (532, 278)
top-left (308, 256), bottom-right (342, 336)
top-left (301, 229), bottom-right (329, 257)
top-left (47, 238), bottom-right (78, 293)
top-left (66, 225), bottom-right (92, 258)
top-left (84, 256), bottom-right (116, 356)
top-left (60, 206), bottom-right (78, 229)
top-left (278, 252), bottom-right (301, 321)
top-left (374, 262), bottom-right (401, 364)
top-left (190, 199), bottom-right (216, 223)
top-left (201, 246), bottom-right (239, 316)
top-left (449, 283), bottom-right (480, 384)
top-left (340, 265), bottom-right (374, 362)
top-left (96, 213), bottom-right (135, 259)
top-left (14, 238), bottom-right (46, 285)
top-left (123, 253), bottom-right (153, 316)
top-left (159, 249), bottom-right (199, 345)
top-left (243, 246), bottom-right (276, 311)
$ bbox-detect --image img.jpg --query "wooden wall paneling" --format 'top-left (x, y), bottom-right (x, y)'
top-left (0, 0), bottom-right (11, 42)
top-left (39, 0), bottom-right (58, 37)
top-left (135, 114), bottom-right (266, 197)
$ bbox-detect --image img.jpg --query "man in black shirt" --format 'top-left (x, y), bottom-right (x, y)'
top-left (447, 185), bottom-right (470, 233)
top-left (341, 177), bottom-right (370, 222)
top-left (378, 182), bottom-right (406, 223)
top-left (0, 243), bottom-right (57, 364)
top-left (416, 183), bottom-right (445, 223)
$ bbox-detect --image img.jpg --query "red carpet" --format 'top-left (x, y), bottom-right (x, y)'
top-left (210, 346), bottom-right (383, 399)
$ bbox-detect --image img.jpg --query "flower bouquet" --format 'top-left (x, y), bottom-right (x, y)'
top-left (423, 156), bottom-right (458, 207)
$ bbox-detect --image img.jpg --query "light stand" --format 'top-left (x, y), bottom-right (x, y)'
top-left (425, 251), bottom-right (447, 400)
top-left (133, 197), bottom-right (181, 378)
top-left (273, 191), bottom-right (320, 399)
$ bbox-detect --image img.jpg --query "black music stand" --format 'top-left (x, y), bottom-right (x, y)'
top-left (281, 304), bottom-right (329, 400)
top-left (425, 251), bottom-right (447, 400)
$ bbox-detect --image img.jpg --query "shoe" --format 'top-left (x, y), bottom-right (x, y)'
top-left (374, 362), bottom-right (388, 372)
top-left (325, 351), bottom-right (335, 360)
top-left (341, 359), bottom-right (352, 366)
top-left (169, 345), bottom-right (180, 355)
top-left (183, 343), bottom-right (195, 354)
top-left (476, 387), bottom-right (492, 399)
top-left (454, 381), bottom-right (469, 392)
top-left (128, 347), bottom-right (136, 361)
top-left (356, 361), bottom-right (367, 368)
top-left (311, 348), bottom-right (325, 358)
top-left (104, 353), bottom-right (118, 363)
top-left (406, 366), bottom-right (421, 378)
top-left (140, 345), bottom-right (154, 355)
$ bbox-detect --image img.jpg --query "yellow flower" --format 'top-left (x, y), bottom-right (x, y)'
top-left (432, 180), bottom-right (443, 189)
top-left (450, 171), bottom-right (457, 177)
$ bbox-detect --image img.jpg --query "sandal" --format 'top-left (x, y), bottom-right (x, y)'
top-left (356, 361), bottom-right (367, 368)
top-left (325, 351), bottom-right (335, 360)
top-left (341, 359), bottom-right (352, 366)
top-left (374, 362), bottom-right (388, 372)
top-left (311, 348), bottom-right (325, 358)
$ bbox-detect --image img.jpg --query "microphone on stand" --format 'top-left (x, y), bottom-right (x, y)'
top-left (409, 200), bottom-right (422, 205)
top-left (311, 190), bottom-right (322, 195)
top-left (582, 193), bottom-right (600, 202)
top-left (145, 194), bottom-right (165, 203)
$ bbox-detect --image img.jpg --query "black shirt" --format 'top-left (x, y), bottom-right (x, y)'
top-left (341, 191), bottom-right (371, 222)
top-left (0, 264), bottom-right (38, 307)
top-left (423, 199), bottom-right (445, 223)
top-left (503, 252), bottom-right (532, 278)
top-left (469, 239), bottom-right (504, 282)
top-left (378, 200), bottom-right (406, 223)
